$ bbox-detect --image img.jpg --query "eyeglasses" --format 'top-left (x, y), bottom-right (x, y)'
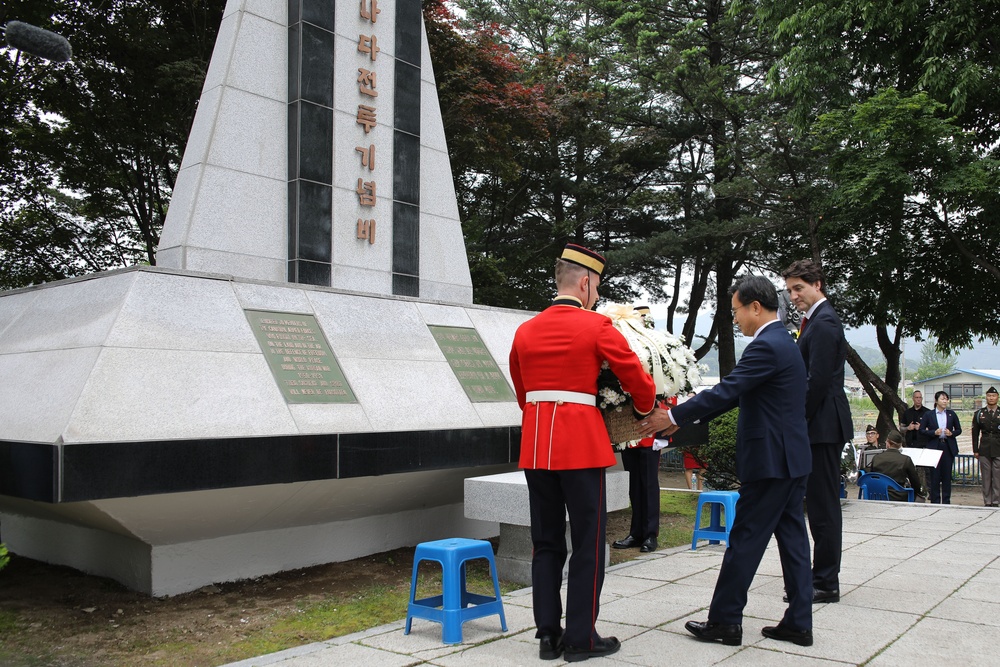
top-left (731, 303), bottom-right (751, 319)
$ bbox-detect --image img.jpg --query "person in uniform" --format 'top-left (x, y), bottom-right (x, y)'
top-left (638, 275), bottom-right (814, 648)
top-left (613, 432), bottom-right (662, 553)
top-left (869, 431), bottom-right (924, 501)
top-left (972, 386), bottom-right (1000, 507)
top-left (858, 424), bottom-right (884, 472)
top-left (613, 305), bottom-right (663, 555)
top-left (509, 243), bottom-right (656, 662)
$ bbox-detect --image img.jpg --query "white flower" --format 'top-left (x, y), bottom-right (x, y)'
top-left (596, 301), bottom-right (703, 408)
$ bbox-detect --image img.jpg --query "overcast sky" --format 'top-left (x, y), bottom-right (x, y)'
top-left (643, 303), bottom-right (1000, 370)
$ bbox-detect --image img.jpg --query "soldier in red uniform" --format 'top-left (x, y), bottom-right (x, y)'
top-left (509, 243), bottom-right (656, 662)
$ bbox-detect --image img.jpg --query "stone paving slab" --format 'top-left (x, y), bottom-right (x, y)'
top-left (221, 501), bottom-right (1000, 667)
top-left (867, 616), bottom-right (997, 667)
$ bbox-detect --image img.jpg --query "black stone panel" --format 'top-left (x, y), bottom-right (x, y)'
top-left (394, 60), bottom-right (421, 137)
top-left (0, 441), bottom-right (57, 502)
top-left (395, 0), bottom-right (422, 67)
top-left (393, 130), bottom-right (420, 205)
top-left (668, 419), bottom-right (709, 449)
top-left (300, 23), bottom-right (334, 107)
top-left (392, 273), bottom-right (419, 297)
top-left (296, 180), bottom-right (332, 261)
top-left (297, 102), bottom-right (333, 184)
top-left (287, 102), bottom-right (299, 181)
top-left (287, 180), bottom-right (298, 259)
top-left (291, 259), bottom-right (332, 286)
top-left (287, 22), bottom-right (301, 101)
top-left (0, 427), bottom-right (518, 502)
top-left (60, 435), bottom-right (340, 502)
top-left (392, 201), bottom-right (419, 275)
top-left (338, 428), bottom-right (515, 478)
top-left (299, 0), bottom-right (335, 32)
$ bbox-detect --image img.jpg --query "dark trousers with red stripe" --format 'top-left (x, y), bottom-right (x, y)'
top-left (621, 446), bottom-right (661, 540)
top-left (524, 467), bottom-right (606, 649)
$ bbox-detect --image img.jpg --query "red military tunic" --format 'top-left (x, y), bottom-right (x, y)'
top-left (510, 299), bottom-right (656, 470)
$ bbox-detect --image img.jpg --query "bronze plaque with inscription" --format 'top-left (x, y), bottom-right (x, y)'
top-left (428, 325), bottom-right (515, 402)
top-left (245, 310), bottom-right (357, 404)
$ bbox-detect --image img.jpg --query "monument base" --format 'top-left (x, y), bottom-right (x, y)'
top-left (0, 265), bottom-right (532, 595)
top-left (464, 471), bottom-right (630, 585)
top-left (1, 499), bottom-right (497, 597)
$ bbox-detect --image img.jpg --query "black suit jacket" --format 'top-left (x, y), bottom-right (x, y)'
top-left (672, 321), bottom-right (811, 484)
top-left (797, 299), bottom-right (853, 445)
top-left (918, 409), bottom-right (962, 458)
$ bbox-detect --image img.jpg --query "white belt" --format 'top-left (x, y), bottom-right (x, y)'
top-left (525, 390), bottom-right (596, 406)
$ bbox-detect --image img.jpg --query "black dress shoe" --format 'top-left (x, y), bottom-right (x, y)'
top-left (684, 620), bottom-right (742, 646)
top-left (762, 624), bottom-right (814, 646)
top-left (612, 535), bottom-right (640, 549)
top-left (539, 632), bottom-right (563, 660)
top-left (783, 588), bottom-right (840, 603)
top-left (639, 537), bottom-right (658, 553)
top-left (563, 636), bottom-right (620, 662)
top-left (812, 588), bottom-right (840, 603)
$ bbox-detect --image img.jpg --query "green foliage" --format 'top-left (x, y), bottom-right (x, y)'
top-left (913, 337), bottom-right (958, 382)
top-left (1, 0), bottom-right (225, 288)
top-left (699, 408), bottom-right (740, 490)
top-left (0, 543), bottom-right (8, 572)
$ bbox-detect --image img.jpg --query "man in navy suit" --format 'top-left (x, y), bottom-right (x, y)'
top-left (638, 276), bottom-right (814, 647)
top-left (783, 259), bottom-right (853, 603)
top-left (919, 390), bottom-right (962, 504)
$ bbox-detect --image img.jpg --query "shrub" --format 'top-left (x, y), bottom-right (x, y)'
top-left (0, 543), bottom-right (8, 572)
top-left (699, 408), bottom-right (740, 490)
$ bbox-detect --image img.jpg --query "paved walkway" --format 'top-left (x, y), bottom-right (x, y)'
top-left (222, 500), bottom-right (1000, 667)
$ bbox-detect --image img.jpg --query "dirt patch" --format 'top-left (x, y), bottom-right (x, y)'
top-left (0, 544), bottom-right (423, 667)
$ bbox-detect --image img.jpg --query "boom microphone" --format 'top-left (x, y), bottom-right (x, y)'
top-left (3, 20), bottom-right (72, 62)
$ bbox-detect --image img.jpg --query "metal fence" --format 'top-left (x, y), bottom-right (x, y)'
top-left (660, 449), bottom-right (685, 472)
top-left (661, 451), bottom-right (981, 486)
top-left (953, 454), bottom-right (980, 486)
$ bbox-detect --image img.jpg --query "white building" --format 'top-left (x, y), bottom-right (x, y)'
top-left (915, 369), bottom-right (1000, 403)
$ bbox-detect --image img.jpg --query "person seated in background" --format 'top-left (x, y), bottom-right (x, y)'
top-left (869, 431), bottom-right (924, 501)
top-left (857, 424), bottom-right (884, 471)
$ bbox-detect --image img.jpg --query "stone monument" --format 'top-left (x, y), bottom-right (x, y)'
top-left (0, 0), bottom-right (530, 595)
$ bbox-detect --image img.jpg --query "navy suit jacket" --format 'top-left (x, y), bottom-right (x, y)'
top-left (918, 409), bottom-right (962, 458)
top-left (671, 321), bottom-right (812, 484)
top-left (797, 299), bottom-right (853, 445)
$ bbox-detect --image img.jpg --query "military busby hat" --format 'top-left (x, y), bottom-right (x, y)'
top-left (560, 243), bottom-right (606, 276)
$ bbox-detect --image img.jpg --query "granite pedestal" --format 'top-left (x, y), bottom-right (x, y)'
top-left (464, 470), bottom-right (630, 585)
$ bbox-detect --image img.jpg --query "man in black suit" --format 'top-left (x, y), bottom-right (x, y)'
top-left (783, 259), bottom-right (853, 604)
top-left (919, 390), bottom-right (962, 504)
top-left (900, 391), bottom-right (930, 448)
top-left (900, 390), bottom-right (932, 499)
top-left (638, 276), bottom-right (814, 648)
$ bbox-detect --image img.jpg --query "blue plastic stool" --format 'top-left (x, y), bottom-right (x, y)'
top-left (404, 538), bottom-right (507, 644)
top-left (691, 490), bottom-right (739, 550)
